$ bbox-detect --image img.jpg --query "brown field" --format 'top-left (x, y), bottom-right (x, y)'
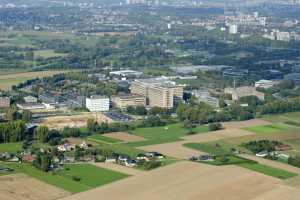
top-left (138, 141), bottom-right (205, 159)
top-left (102, 132), bottom-right (145, 142)
top-left (0, 173), bottom-right (70, 200)
top-left (37, 113), bottom-right (113, 129)
top-left (183, 128), bottom-right (254, 143)
top-left (59, 161), bottom-right (300, 200)
top-left (91, 162), bottom-right (145, 176)
top-left (222, 119), bottom-right (271, 129)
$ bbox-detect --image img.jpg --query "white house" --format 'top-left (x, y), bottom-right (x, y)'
top-left (86, 96), bottom-right (110, 112)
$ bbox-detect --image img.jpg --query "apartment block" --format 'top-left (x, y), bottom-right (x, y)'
top-left (0, 97), bottom-right (10, 108)
top-left (130, 78), bottom-right (183, 108)
top-left (111, 94), bottom-right (146, 109)
top-left (86, 96), bottom-right (110, 112)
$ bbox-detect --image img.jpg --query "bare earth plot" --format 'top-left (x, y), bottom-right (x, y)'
top-left (222, 119), bottom-right (271, 129)
top-left (183, 128), bottom-right (255, 143)
top-left (59, 161), bottom-right (300, 200)
top-left (139, 141), bottom-right (205, 159)
top-left (37, 113), bottom-right (113, 129)
top-left (0, 173), bottom-right (70, 200)
top-left (91, 162), bottom-right (146, 176)
top-left (102, 132), bottom-right (145, 142)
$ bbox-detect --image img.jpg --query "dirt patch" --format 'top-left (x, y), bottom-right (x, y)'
top-left (91, 162), bottom-right (145, 176)
top-left (59, 161), bottom-right (300, 200)
top-left (222, 119), bottom-right (271, 129)
top-left (37, 113), bottom-right (113, 129)
top-left (0, 173), bottom-right (70, 200)
top-left (138, 141), bottom-right (205, 159)
top-left (182, 128), bottom-right (254, 143)
top-left (102, 132), bottom-right (145, 142)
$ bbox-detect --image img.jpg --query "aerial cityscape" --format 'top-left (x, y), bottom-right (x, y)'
top-left (1, 0), bottom-right (300, 199)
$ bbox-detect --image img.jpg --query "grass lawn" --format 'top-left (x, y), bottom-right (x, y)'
top-left (128, 123), bottom-right (209, 147)
top-left (238, 162), bottom-right (297, 180)
top-left (87, 134), bottom-right (122, 144)
top-left (0, 142), bottom-right (22, 153)
top-left (3, 162), bottom-right (128, 193)
top-left (244, 123), bottom-right (291, 134)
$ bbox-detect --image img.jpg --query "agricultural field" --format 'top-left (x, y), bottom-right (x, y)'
top-left (0, 173), bottom-right (69, 200)
top-left (184, 142), bottom-right (297, 179)
top-left (0, 70), bottom-right (71, 90)
top-left (34, 50), bottom-right (68, 59)
top-left (128, 123), bottom-right (209, 147)
top-left (59, 161), bottom-right (300, 200)
top-left (244, 123), bottom-right (292, 134)
top-left (2, 162), bottom-right (128, 193)
top-left (87, 134), bottom-right (122, 144)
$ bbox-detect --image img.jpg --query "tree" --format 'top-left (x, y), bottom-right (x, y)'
top-left (87, 118), bottom-right (97, 132)
top-left (35, 126), bottom-right (50, 143)
top-left (22, 110), bottom-right (32, 122)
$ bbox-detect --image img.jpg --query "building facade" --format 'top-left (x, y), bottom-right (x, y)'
top-left (225, 86), bottom-right (265, 101)
top-left (111, 94), bottom-right (146, 109)
top-left (0, 97), bottom-right (10, 108)
top-left (130, 78), bottom-right (183, 108)
top-left (86, 96), bottom-right (110, 112)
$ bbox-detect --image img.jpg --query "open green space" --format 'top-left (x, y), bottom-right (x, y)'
top-left (128, 123), bottom-right (209, 147)
top-left (238, 163), bottom-right (297, 180)
top-left (0, 142), bottom-right (22, 153)
top-left (244, 123), bottom-right (291, 134)
top-left (87, 134), bottom-right (122, 144)
top-left (34, 50), bottom-right (68, 59)
top-left (3, 162), bottom-right (128, 193)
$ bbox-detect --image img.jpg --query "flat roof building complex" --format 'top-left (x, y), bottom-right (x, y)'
top-left (111, 94), bottom-right (146, 109)
top-left (225, 86), bottom-right (265, 101)
top-left (130, 78), bottom-right (183, 108)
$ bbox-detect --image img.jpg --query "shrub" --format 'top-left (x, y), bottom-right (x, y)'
top-left (72, 175), bottom-right (81, 182)
top-left (209, 122), bottom-right (223, 131)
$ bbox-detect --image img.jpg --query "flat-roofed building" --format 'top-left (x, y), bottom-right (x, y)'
top-left (86, 96), bottom-right (110, 112)
top-left (0, 97), bottom-right (10, 108)
top-left (24, 95), bottom-right (38, 103)
top-left (130, 78), bottom-right (183, 108)
top-left (111, 94), bottom-right (146, 109)
top-left (255, 80), bottom-right (276, 88)
top-left (148, 86), bottom-right (174, 109)
top-left (225, 86), bottom-right (265, 101)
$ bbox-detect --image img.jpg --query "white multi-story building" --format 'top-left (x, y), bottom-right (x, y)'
top-left (229, 24), bottom-right (238, 34)
top-left (255, 80), bottom-right (276, 89)
top-left (86, 96), bottom-right (110, 112)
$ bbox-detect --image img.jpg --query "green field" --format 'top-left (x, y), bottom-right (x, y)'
top-left (183, 142), bottom-right (232, 156)
top-left (238, 163), bottom-right (297, 180)
top-left (128, 123), bottom-right (209, 147)
top-left (87, 134), bottom-right (122, 144)
top-left (0, 142), bottom-right (22, 153)
top-left (34, 50), bottom-right (68, 59)
top-left (244, 123), bottom-right (291, 134)
top-left (3, 163), bottom-right (128, 193)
